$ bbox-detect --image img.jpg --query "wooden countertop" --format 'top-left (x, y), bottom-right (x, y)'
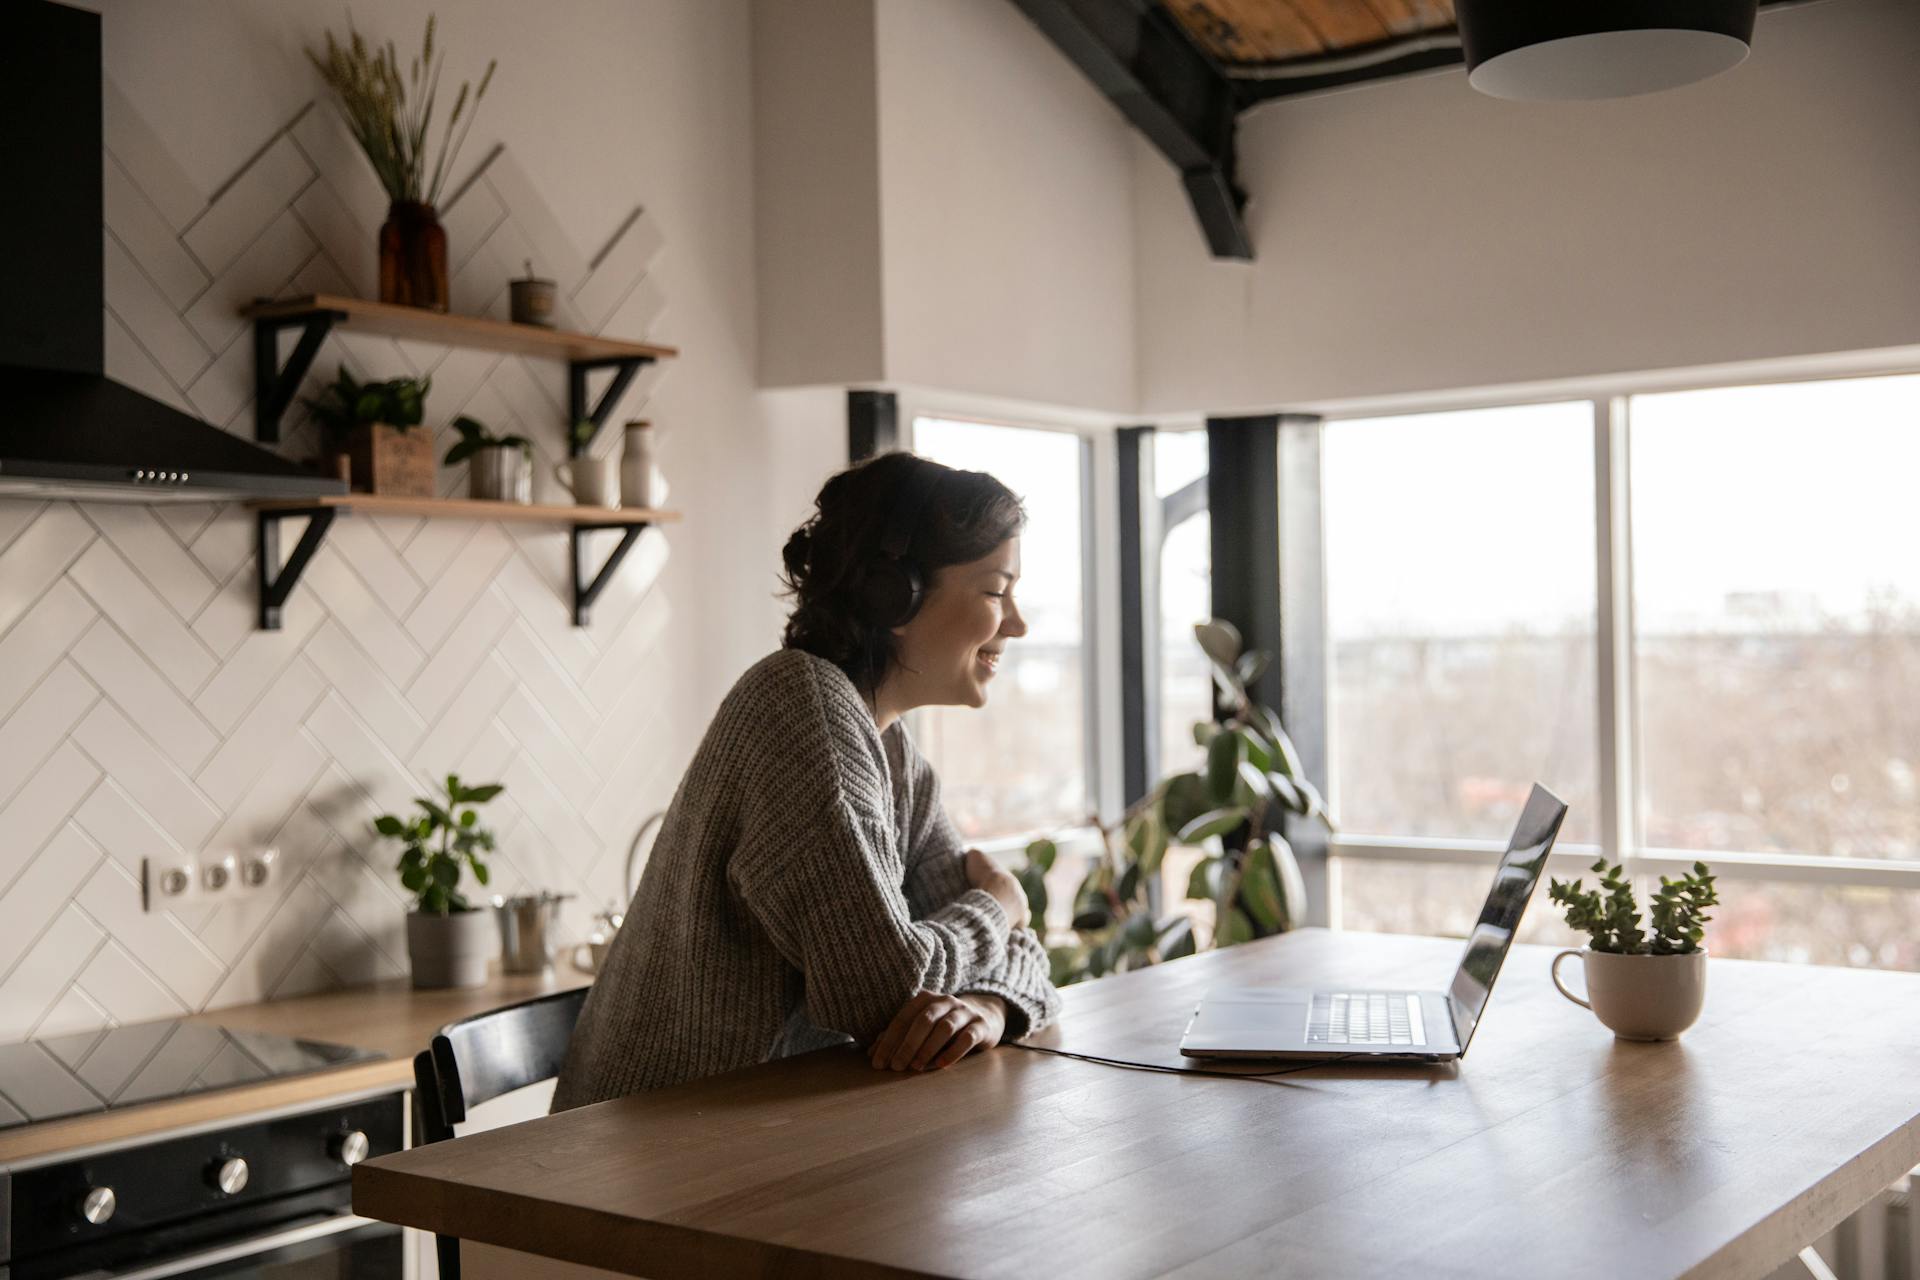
top-left (0, 965), bottom-right (591, 1166)
top-left (353, 930), bottom-right (1920, 1280)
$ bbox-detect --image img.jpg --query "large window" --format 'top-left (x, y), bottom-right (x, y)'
top-left (910, 418), bottom-right (1090, 842)
top-left (1319, 377), bottom-right (1920, 972)
top-left (1629, 375), bottom-right (1920, 968)
top-left (1322, 402), bottom-right (1601, 849)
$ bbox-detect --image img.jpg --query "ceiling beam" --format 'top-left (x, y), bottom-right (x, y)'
top-left (1009, 0), bottom-right (1252, 260)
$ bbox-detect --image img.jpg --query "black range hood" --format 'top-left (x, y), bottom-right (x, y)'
top-left (0, 1), bottom-right (343, 503)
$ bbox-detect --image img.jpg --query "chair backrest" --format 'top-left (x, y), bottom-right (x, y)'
top-left (415, 987), bottom-right (589, 1145)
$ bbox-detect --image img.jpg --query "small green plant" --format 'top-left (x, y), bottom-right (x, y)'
top-left (1022, 619), bottom-right (1332, 985)
top-left (1549, 859), bottom-right (1719, 954)
top-left (568, 418), bottom-right (598, 452)
top-left (442, 415), bottom-right (531, 466)
top-left (303, 366), bottom-right (431, 445)
top-left (374, 774), bottom-right (503, 916)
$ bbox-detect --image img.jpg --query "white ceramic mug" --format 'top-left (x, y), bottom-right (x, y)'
top-left (552, 457), bottom-right (620, 508)
top-left (1551, 947), bottom-right (1707, 1041)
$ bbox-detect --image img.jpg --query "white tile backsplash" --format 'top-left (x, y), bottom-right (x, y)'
top-left (0, 84), bottom-right (671, 1044)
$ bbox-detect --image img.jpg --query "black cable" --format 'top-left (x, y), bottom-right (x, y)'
top-left (1009, 1041), bottom-right (1363, 1083)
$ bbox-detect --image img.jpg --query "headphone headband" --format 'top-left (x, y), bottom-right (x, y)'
top-left (878, 457), bottom-right (945, 563)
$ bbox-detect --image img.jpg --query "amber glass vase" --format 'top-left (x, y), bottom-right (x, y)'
top-left (378, 201), bottom-right (449, 311)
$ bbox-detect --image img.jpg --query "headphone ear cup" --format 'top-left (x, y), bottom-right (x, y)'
top-left (896, 560), bottom-right (924, 624)
top-left (859, 561), bottom-right (917, 628)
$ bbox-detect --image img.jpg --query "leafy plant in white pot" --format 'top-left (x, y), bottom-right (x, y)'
top-left (1548, 859), bottom-right (1720, 1041)
top-left (375, 775), bottom-right (502, 988)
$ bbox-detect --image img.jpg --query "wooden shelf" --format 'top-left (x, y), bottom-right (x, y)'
top-left (241, 294), bottom-right (678, 364)
top-left (249, 496), bottom-right (678, 630)
top-left (249, 494), bottom-right (682, 526)
top-left (242, 295), bottom-right (673, 451)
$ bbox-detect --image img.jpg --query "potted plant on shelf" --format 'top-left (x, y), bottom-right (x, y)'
top-left (375, 774), bottom-right (504, 989)
top-left (1018, 618), bottom-right (1333, 986)
top-left (303, 365), bottom-right (435, 497)
top-left (307, 15), bottom-right (496, 311)
top-left (444, 414), bottom-right (532, 503)
top-left (1548, 859), bottom-right (1720, 1041)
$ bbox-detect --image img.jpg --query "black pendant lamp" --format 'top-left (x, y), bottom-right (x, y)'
top-left (1455, 0), bottom-right (1760, 101)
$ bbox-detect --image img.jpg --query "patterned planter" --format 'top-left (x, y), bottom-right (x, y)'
top-left (348, 423), bottom-right (435, 497)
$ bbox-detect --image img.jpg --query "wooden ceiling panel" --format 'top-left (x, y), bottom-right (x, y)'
top-left (1288, 0), bottom-right (1394, 49)
top-left (1163, 0), bottom-right (1458, 65)
top-left (1162, 0), bottom-right (1326, 60)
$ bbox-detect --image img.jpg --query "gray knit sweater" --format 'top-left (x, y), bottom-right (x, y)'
top-left (551, 648), bottom-right (1063, 1110)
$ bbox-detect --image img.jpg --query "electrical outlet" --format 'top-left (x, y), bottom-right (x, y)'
top-left (143, 850), bottom-right (283, 912)
top-left (143, 857), bottom-right (201, 912)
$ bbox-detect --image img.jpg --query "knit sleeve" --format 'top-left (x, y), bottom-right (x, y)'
top-left (897, 728), bottom-right (1063, 1040)
top-left (728, 661), bottom-right (1013, 1045)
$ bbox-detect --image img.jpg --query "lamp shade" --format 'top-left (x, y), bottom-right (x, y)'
top-left (1455, 0), bottom-right (1759, 101)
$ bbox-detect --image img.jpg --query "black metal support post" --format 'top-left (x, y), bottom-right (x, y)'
top-left (1116, 425), bottom-right (1155, 806)
top-left (571, 524), bottom-right (645, 626)
top-left (1006, 0), bottom-right (1250, 259)
top-left (1206, 415), bottom-right (1283, 718)
top-left (256, 507), bottom-right (337, 630)
top-left (253, 312), bottom-right (342, 443)
top-left (567, 358), bottom-right (649, 456)
top-left (847, 390), bottom-right (900, 463)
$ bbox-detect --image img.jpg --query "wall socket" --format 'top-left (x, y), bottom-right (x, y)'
top-left (142, 850), bottom-right (279, 912)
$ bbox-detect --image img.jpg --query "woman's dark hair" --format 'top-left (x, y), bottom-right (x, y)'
top-left (780, 451), bottom-right (1025, 692)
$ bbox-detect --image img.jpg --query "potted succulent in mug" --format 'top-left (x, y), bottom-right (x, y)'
top-left (444, 415), bottom-right (532, 503)
top-left (375, 774), bottom-right (504, 989)
top-left (1548, 859), bottom-right (1720, 1041)
top-left (303, 366), bottom-right (436, 497)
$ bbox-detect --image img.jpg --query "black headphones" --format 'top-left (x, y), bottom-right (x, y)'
top-left (858, 458), bottom-right (945, 628)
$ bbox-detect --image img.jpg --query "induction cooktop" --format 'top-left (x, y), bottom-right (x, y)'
top-left (0, 1020), bottom-right (382, 1131)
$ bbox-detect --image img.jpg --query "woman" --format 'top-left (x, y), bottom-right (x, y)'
top-left (552, 450), bottom-right (1063, 1110)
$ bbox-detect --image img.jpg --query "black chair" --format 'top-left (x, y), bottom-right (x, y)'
top-left (411, 987), bottom-right (590, 1279)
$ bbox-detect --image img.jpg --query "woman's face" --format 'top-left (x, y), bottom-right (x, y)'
top-left (888, 537), bottom-right (1027, 711)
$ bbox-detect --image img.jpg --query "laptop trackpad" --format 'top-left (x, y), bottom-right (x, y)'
top-left (1181, 987), bottom-right (1310, 1053)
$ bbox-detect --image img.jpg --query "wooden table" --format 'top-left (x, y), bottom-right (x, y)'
top-left (351, 929), bottom-right (1920, 1279)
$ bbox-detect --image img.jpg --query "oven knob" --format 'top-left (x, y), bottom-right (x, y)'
top-left (208, 1156), bottom-right (249, 1195)
top-left (332, 1129), bottom-right (370, 1166)
top-left (80, 1185), bottom-right (116, 1225)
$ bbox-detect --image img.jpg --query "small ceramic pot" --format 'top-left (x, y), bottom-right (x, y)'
top-left (1551, 947), bottom-right (1707, 1041)
top-left (468, 444), bottom-right (531, 503)
top-left (405, 908), bottom-right (494, 989)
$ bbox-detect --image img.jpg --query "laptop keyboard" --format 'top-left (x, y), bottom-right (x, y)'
top-left (1307, 992), bottom-right (1427, 1046)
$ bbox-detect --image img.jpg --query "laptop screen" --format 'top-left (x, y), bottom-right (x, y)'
top-left (1446, 783), bottom-right (1568, 1053)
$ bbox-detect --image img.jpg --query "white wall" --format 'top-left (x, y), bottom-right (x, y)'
top-left (751, 0), bottom-right (887, 389)
top-left (0, 0), bottom-right (763, 1037)
top-left (1135, 0), bottom-right (1920, 415)
top-left (875, 0), bottom-right (1137, 415)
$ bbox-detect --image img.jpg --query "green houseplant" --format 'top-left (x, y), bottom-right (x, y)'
top-left (307, 14), bottom-right (496, 310)
top-left (445, 415), bottom-right (532, 503)
top-left (303, 365), bottom-right (435, 497)
top-left (375, 774), bottom-right (503, 989)
top-left (1547, 860), bottom-right (1720, 1040)
top-left (1020, 619), bottom-right (1333, 986)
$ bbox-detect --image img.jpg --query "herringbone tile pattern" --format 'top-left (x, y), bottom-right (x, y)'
top-left (0, 87), bottom-right (674, 1042)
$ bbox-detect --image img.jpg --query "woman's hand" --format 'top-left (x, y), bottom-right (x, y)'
top-left (964, 848), bottom-right (1027, 930)
top-left (869, 991), bottom-right (1008, 1072)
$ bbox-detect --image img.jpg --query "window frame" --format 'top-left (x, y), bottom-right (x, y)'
top-left (1303, 370), bottom-right (1920, 924)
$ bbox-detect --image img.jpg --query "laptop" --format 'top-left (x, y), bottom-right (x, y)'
top-left (1179, 782), bottom-right (1568, 1064)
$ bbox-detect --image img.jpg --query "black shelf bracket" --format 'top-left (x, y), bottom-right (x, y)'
top-left (571, 522), bottom-right (647, 626)
top-left (568, 357), bottom-right (653, 456)
top-left (253, 308), bottom-right (347, 444)
top-left (257, 507), bottom-right (338, 631)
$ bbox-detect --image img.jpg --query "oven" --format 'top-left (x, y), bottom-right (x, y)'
top-left (2, 1092), bottom-right (405, 1279)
